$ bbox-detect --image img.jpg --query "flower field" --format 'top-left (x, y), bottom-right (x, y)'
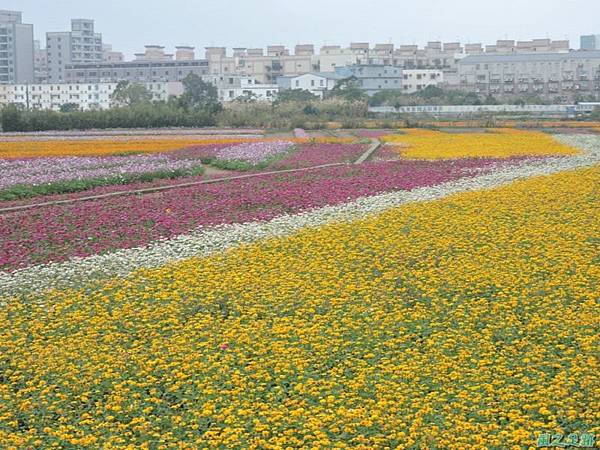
top-left (382, 128), bottom-right (579, 160)
top-left (0, 136), bottom-right (353, 159)
top-left (0, 131), bottom-right (599, 449)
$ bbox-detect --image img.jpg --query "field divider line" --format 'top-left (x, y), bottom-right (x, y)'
top-left (354, 139), bottom-right (381, 164)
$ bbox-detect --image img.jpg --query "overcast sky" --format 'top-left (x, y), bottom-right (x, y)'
top-left (5, 0), bottom-right (600, 58)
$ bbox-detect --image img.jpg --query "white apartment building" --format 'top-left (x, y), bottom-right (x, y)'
top-left (46, 19), bottom-right (103, 83)
top-left (401, 69), bottom-right (443, 93)
top-left (277, 72), bottom-right (342, 98)
top-left (0, 81), bottom-right (183, 111)
top-left (0, 77), bottom-right (278, 110)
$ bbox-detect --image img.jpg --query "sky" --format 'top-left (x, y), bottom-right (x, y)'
top-left (4, 0), bottom-right (600, 58)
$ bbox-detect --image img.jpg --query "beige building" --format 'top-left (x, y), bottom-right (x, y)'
top-left (206, 45), bottom-right (317, 83)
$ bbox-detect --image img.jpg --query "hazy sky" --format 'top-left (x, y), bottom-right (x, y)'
top-left (5, 0), bottom-right (600, 58)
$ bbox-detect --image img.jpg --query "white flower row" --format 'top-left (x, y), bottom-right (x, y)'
top-left (2, 134), bottom-right (599, 298)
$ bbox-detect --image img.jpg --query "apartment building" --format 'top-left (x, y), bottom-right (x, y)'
top-left (64, 46), bottom-right (209, 83)
top-left (334, 65), bottom-right (403, 96)
top-left (457, 51), bottom-right (600, 100)
top-left (46, 19), bottom-right (103, 82)
top-left (0, 81), bottom-right (183, 110)
top-left (206, 45), bottom-right (318, 84)
top-left (581, 35), bottom-right (600, 51)
top-left (204, 75), bottom-right (278, 102)
top-left (401, 69), bottom-right (443, 94)
top-left (0, 76), bottom-right (277, 110)
top-left (0, 10), bottom-right (34, 84)
top-left (34, 40), bottom-right (49, 83)
top-left (277, 72), bottom-right (343, 98)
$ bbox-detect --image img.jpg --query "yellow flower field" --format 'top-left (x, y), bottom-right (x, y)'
top-left (1, 163), bottom-right (598, 449)
top-left (0, 137), bottom-right (354, 159)
top-left (382, 128), bottom-right (579, 160)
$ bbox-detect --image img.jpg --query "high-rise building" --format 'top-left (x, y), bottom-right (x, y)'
top-left (581, 35), bottom-right (600, 50)
top-left (34, 40), bottom-right (49, 83)
top-left (46, 19), bottom-right (103, 82)
top-left (0, 10), bottom-right (34, 84)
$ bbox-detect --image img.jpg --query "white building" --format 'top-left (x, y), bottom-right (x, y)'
top-left (205, 75), bottom-right (278, 102)
top-left (401, 69), bottom-right (444, 93)
top-left (0, 77), bottom-right (277, 111)
top-left (277, 72), bottom-right (342, 98)
top-left (0, 81), bottom-right (183, 111)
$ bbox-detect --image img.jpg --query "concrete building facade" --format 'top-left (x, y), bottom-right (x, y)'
top-left (65, 59), bottom-right (209, 83)
top-left (401, 69), bottom-right (443, 93)
top-left (457, 51), bottom-right (600, 101)
top-left (46, 19), bottom-right (103, 82)
top-left (206, 45), bottom-right (318, 84)
top-left (0, 10), bottom-right (34, 84)
top-left (34, 40), bottom-right (49, 83)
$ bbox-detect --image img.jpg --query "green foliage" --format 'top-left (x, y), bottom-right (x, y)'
top-left (367, 86), bottom-right (557, 108)
top-left (329, 77), bottom-right (368, 102)
top-left (179, 74), bottom-right (221, 113)
top-left (215, 98), bottom-right (368, 130)
top-left (276, 89), bottom-right (318, 103)
top-left (110, 81), bottom-right (153, 107)
top-left (1, 103), bottom-right (216, 132)
top-left (59, 103), bottom-right (80, 113)
top-left (201, 145), bottom-right (297, 172)
top-left (0, 165), bottom-right (205, 201)
top-left (1, 104), bottom-right (28, 131)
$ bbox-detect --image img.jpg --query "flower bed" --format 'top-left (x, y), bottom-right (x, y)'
top-left (382, 128), bottom-right (579, 159)
top-left (1, 164), bottom-right (598, 449)
top-left (0, 154), bottom-right (206, 191)
top-left (0, 138), bottom-right (253, 158)
top-left (0, 157), bottom-right (521, 270)
top-left (214, 140), bottom-right (294, 164)
top-left (270, 143), bottom-right (367, 169)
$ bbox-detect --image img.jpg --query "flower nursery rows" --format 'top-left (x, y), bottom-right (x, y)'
top-left (0, 155), bottom-right (524, 270)
top-left (0, 142), bottom-right (367, 203)
top-left (0, 157), bottom-right (598, 449)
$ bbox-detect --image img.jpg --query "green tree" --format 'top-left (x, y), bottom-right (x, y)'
top-left (1, 104), bottom-right (24, 131)
top-left (276, 89), bottom-right (317, 103)
top-left (60, 103), bottom-right (80, 113)
top-left (179, 73), bottom-right (221, 112)
top-left (417, 85), bottom-right (444, 100)
top-left (110, 81), bottom-right (152, 107)
top-left (329, 77), bottom-right (368, 102)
